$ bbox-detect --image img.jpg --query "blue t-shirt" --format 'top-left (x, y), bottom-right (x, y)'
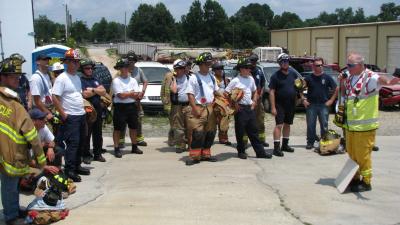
top-left (251, 67), bottom-right (265, 89)
top-left (305, 73), bottom-right (337, 104)
top-left (269, 68), bottom-right (299, 104)
top-left (81, 76), bottom-right (102, 108)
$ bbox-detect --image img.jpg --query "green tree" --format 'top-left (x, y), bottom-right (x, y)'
top-left (106, 22), bottom-right (124, 42)
top-left (317, 11), bottom-right (338, 25)
top-left (91, 17), bottom-right (108, 42)
top-left (34, 15), bottom-right (65, 44)
top-left (234, 20), bottom-right (265, 48)
top-left (352, 8), bottom-right (366, 23)
top-left (234, 3), bottom-right (274, 29)
top-left (181, 0), bottom-right (205, 46)
top-left (70, 20), bottom-right (91, 43)
top-left (128, 3), bottom-right (176, 42)
top-left (203, 0), bottom-right (229, 47)
top-left (272, 12), bottom-right (303, 29)
top-left (378, 2), bottom-right (400, 21)
top-left (335, 7), bottom-right (354, 24)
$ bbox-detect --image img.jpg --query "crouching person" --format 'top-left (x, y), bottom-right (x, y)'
top-left (185, 52), bottom-right (219, 166)
top-left (111, 58), bottom-right (143, 158)
top-left (225, 58), bottom-right (272, 160)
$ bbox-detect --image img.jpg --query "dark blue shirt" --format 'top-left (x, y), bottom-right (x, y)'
top-left (269, 68), bottom-right (299, 104)
top-left (251, 66), bottom-right (265, 89)
top-left (81, 76), bottom-right (102, 108)
top-left (305, 73), bottom-right (337, 104)
top-left (17, 74), bottom-right (30, 110)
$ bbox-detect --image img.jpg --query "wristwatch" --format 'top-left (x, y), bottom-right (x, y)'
top-left (92, 88), bottom-right (95, 93)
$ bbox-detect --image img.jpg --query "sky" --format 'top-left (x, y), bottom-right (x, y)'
top-left (33, 0), bottom-right (397, 27)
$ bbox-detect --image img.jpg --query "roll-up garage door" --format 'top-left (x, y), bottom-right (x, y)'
top-left (316, 38), bottom-right (334, 64)
top-left (346, 38), bottom-right (370, 64)
top-left (387, 37), bottom-right (400, 74)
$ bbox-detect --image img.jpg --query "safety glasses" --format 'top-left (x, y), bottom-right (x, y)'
top-left (346, 63), bottom-right (360, 68)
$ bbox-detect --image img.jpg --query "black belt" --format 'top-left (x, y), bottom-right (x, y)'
top-left (239, 104), bottom-right (251, 108)
top-left (173, 102), bottom-right (189, 106)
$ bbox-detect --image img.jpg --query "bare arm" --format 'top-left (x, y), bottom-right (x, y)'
top-left (82, 85), bottom-right (106, 98)
top-left (188, 94), bottom-right (200, 118)
top-left (33, 96), bottom-right (52, 115)
top-left (251, 91), bottom-right (258, 109)
top-left (269, 89), bottom-right (277, 116)
top-left (52, 94), bottom-right (67, 120)
top-left (117, 91), bottom-right (139, 100)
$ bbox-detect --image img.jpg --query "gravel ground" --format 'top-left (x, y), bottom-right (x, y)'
top-left (103, 107), bottom-right (400, 138)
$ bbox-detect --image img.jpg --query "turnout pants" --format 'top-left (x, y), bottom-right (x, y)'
top-left (170, 104), bottom-right (190, 149)
top-left (234, 105), bottom-right (266, 157)
top-left (214, 106), bottom-right (231, 143)
top-left (187, 104), bottom-right (217, 160)
top-left (345, 129), bottom-right (375, 184)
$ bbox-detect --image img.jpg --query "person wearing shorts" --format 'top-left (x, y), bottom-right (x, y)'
top-left (269, 53), bottom-right (299, 157)
top-left (111, 58), bottom-right (143, 158)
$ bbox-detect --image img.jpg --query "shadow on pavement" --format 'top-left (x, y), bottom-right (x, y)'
top-left (315, 178), bottom-right (336, 187)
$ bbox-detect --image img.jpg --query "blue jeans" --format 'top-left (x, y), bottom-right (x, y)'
top-left (306, 103), bottom-right (329, 144)
top-left (56, 114), bottom-right (86, 172)
top-left (1, 173), bottom-right (20, 221)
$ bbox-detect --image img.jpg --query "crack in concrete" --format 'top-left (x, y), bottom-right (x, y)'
top-left (69, 169), bottom-right (108, 210)
top-left (251, 159), bottom-right (313, 225)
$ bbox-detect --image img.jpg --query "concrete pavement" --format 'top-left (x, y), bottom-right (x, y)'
top-left (1, 136), bottom-right (400, 225)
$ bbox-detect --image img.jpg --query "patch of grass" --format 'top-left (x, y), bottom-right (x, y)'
top-left (106, 48), bottom-right (117, 58)
top-left (79, 46), bottom-right (89, 58)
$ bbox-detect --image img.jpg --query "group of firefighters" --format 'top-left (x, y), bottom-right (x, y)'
top-left (1, 46), bottom-right (400, 224)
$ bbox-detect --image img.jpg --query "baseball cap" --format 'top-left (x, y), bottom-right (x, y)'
top-left (29, 108), bottom-right (48, 120)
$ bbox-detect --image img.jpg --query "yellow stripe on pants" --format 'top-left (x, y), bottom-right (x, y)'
top-left (345, 129), bottom-right (375, 184)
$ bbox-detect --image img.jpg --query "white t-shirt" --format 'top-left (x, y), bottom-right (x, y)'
top-left (112, 76), bottom-right (140, 103)
top-left (30, 70), bottom-right (53, 106)
top-left (186, 72), bottom-right (218, 104)
top-left (176, 75), bottom-right (189, 102)
top-left (225, 75), bottom-right (257, 105)
top-left (52, 72), bottom-right (85, 115)
top-left (39, 125), bottom-right (54, 144)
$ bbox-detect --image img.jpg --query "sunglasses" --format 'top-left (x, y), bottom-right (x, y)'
top-left (314, 64), bottom-right (323, 68)
top-left (346, 63), bottom-right (359, 68)
top-left (279, 60), bottom-right (289, 64)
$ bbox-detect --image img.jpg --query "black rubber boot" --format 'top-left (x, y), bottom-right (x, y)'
top-left (131, 145), bottom-right (143, 154)
top-left (281, 138), bottom-right (294, 152)
top-left (185, 158), bottom-right (200, 166)
top-left (351, 181), bottom-right (372, 192)
top-left (114, 148), bottom-right (122, 158)
top-left (273, 141), bottom-right (284, 157)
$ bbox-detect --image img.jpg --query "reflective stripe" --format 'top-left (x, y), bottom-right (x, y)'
top-left (136, 135), bottom-right (144, 142)
top-left (37, 153), bottom-right (46, 165)
top-left (0, 156), bottom-right (29, 176)
top-left (346, 118), bottom-right (379, 125)
top-left (24, 128), bottom-right (38, 142)
top-left (347, 92), bottom-right (378, 100)
top-left (360, 169), bottom-right (372, 177)
top-left (0, 122), bottom-right (27, 144)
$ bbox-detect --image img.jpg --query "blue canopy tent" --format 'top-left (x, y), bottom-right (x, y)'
top-left (31, 44), bottom-right (70, 73)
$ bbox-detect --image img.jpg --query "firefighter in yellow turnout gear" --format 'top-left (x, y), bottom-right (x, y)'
top-left (169, 59), bottom-right (191, 153)
top-left (161, 67), bottom-right (175, 146)
top-left (185, 52), bottom-right (219, 166)
top-left (0, 57), bottom-right (46, 225)
top-left (341, 52), bottom-right (400, 192)
top-left (212, 62), bottom-right (232, 145)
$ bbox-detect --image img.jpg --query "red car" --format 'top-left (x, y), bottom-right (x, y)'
top-left (379, 83), bottom-right (400, 108)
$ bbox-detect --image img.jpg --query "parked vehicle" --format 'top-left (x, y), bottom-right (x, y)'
top-left (252, 47), bottom-right (283, 62)
top-left (136, 61), bottom-right (171, 113)
top-left (378, 73), bottom-right (400, 108)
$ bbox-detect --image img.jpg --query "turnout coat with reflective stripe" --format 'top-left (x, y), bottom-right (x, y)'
top-left (0, 87), bottom-right (46, 176)
top-left (344, 69), bottom-right (379, 132)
